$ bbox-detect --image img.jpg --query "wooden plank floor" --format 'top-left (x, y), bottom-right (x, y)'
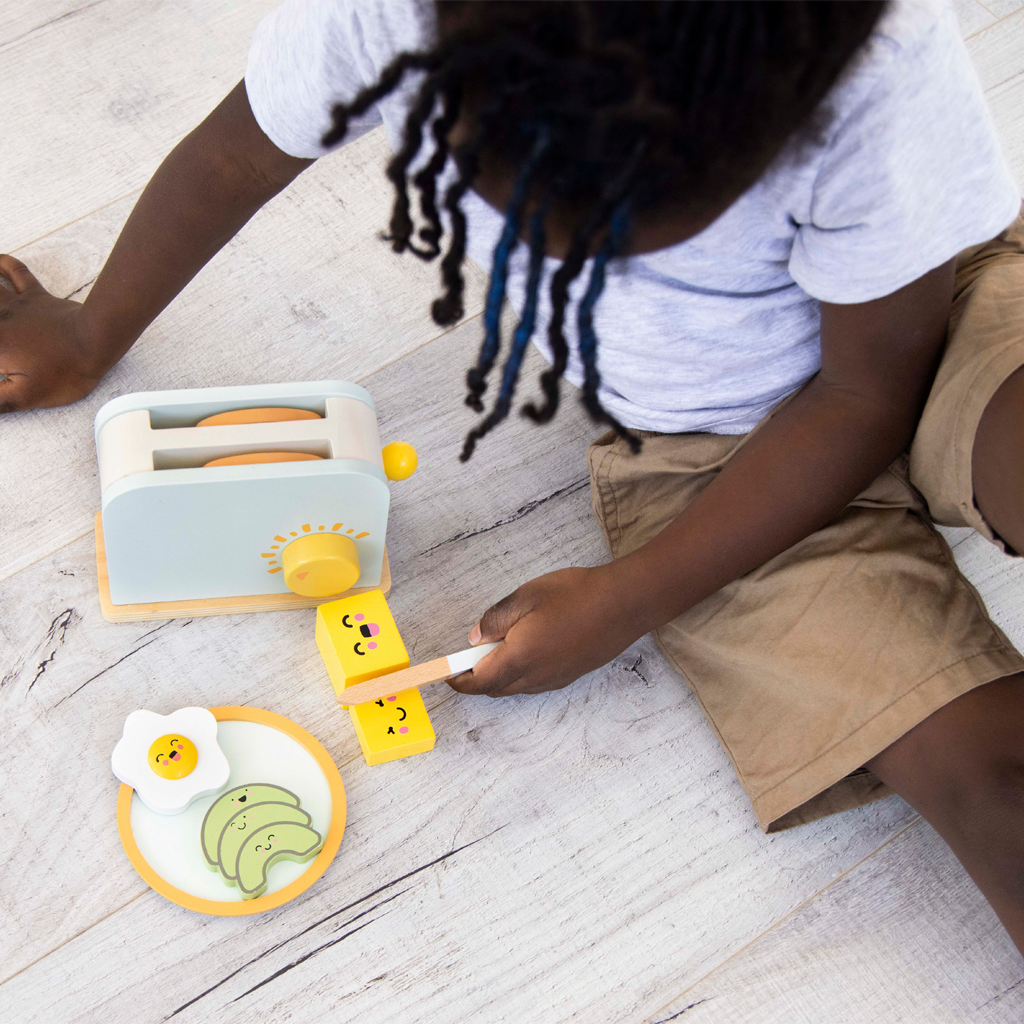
top-left (2, 3), bottom-right (1023, 1021)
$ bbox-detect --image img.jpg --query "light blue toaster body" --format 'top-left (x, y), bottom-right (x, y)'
top-left (96, 382), bottom-right (391, 606)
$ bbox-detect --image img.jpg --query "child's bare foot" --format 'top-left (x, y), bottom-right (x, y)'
top-left (0, 255), bottom-right (109, 413)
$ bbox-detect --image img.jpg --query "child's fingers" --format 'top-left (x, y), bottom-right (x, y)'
top-left (469, 587), bottom-right (532, 646)
top-left (446, 668), bottom-right (521, 698)
top-left (447, 638), bottom-right (525, 697)
top-left (0, 255), bottom-right (42, 296)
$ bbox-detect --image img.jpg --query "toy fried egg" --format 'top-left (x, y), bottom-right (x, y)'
top-left (111, 708), bottom-right (230, 815)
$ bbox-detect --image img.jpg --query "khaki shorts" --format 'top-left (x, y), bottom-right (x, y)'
top-left (588, 208), bottom-right (1024, 832)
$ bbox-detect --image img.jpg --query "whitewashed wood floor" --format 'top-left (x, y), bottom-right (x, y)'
top-left (2, 2), bottom-right (1024, 1021)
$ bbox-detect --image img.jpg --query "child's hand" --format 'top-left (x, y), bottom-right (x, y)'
top-left (448, 564), bottom-right (647, 697)
top-left (0, 256), bottom-right (108, 412)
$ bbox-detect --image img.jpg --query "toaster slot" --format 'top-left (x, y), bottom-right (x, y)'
top-left (203, 452), bottom-right (324, 468)
top-left (97, 386), bottom-right (384, 494)
top-left (147, 400), bottom-right (328, 429)
top-left (152, 440), bottom-right (333, 471)
top-left (195, 407), bottom-right (323, 428)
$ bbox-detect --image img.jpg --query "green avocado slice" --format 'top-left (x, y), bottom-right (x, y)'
top-left (236, 822), bottom-right (324, 899)
top-left (200, 784), bottom-right (300, 866)
top-left (217, 802), bottom-right (311, 879)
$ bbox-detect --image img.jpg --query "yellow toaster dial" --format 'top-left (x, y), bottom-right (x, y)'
top-left (348, 689), bottom-right (435, 765)
top-left (282, 533), bottom-right (360, 597)
top-left (316, 590), bottom-right (410, 691)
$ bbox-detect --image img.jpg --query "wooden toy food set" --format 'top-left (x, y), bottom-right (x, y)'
top-left (109, 623), bottom-right (497, 915)
top-left (102, 381), bottom-right (498, 915)
top-left (112, 706), bottom-right (345, 916)
top-left (94, 381), bottom-right (417, 621)
top-left (315, 589), bottom-right (498, 765)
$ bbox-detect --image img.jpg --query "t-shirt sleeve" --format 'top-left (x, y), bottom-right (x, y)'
top-left (788, 2), bottom-right (1020, 305)
top-left (244, 0), bottom-right (434, 159)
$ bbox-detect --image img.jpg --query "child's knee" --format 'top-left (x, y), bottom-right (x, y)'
top-left (988, 756), bottom-right (1024, 810)
top-left (942, 750), bottom-right (1024, 856)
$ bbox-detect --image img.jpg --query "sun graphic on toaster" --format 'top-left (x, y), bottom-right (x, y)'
top-left (261, 521), bottom-right (370, 574)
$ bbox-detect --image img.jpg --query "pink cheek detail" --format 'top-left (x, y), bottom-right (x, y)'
top-left (387, 696), bottom-right (397, 702)
top-left (367, 641), bottom-right (377, 650)
top-left (354, 614), bottom-right (364, 621)
top-left (399, 726), bottom-right (409, 734)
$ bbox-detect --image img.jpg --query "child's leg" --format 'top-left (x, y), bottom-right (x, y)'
top-left (867, 673), bottom-right (1024, 955)
top-left (905, 325), bottom-right (1024, 952)
top-left (866, 212), bottom-right (1024, 953)
top-left (974, 363), bottom-right (1024, 554)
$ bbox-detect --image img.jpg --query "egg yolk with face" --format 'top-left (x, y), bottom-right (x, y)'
top-left (148, 734), bottom-right (198, 779)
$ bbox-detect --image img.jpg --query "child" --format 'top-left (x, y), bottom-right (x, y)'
top-left (2, 0), bottom-right (1023, 953)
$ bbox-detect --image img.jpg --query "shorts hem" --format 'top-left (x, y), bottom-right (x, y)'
top-left (750, 645), bottom-right (1024, 831)
top-left (949, 341), bottom-right (1024, 551)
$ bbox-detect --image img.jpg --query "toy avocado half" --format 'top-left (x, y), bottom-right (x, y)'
top-left (201, 783), bottom-right (323, 898)
top-left (236, 821), bottom-right (325, 898)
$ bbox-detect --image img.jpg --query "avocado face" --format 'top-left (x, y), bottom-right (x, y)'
top-left (201, 782), bottom-right (322, 898)
top-left (200, 784), bottom-right (300, 866)
top-left (217, 802), bottom-right (311, 880)
top-left (236, 822), bottom-right (325, 898)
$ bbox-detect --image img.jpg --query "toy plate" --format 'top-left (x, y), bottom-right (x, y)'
top-left (116, 706), bottom-right (346, 916)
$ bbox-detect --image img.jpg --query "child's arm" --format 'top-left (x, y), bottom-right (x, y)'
top-left (453, 258), bottom-right (958, 697)
top-left (0, 81), bottom-right (311, 413)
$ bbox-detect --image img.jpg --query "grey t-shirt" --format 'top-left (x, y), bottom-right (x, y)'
top-left (246, 0), bottom-right (1020, 434)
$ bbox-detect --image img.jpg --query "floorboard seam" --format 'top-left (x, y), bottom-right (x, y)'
top-left (0, 528), bottom-right (94, 587)
top-left (161, 825), bottom-right (507, 1017)
top-left (0, 889), bottom-right (147, 989)
top-left (358, 308), bottom-right (485, 386)
top-left (985, 68), bottom-right (1024, 98)
top-left (11, 187), bottom-right (141, 257)
top-left (0, 0), bottom-right (108, 54)
top-left (984, 69), bottom-right (1024, 93)
top-left (641, 815), bottom-right (924, 1024)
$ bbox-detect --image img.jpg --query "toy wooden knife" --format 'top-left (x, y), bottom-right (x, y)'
top-left (338, 642), bottom-right (501, 706)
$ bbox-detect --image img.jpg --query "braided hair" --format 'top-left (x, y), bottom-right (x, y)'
top-left (323, 1), bottom-right (886, 460)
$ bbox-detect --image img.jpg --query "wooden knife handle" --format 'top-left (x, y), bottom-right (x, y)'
top-left (338, 656), bottom-right (453, 706)
top-left (337, 642), bottom-right (501, 706)
top-left (337, 638), bottom-right (501, 704)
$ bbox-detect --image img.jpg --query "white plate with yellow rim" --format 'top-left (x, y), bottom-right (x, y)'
top-left (116, 706), bottom-right (346, 916)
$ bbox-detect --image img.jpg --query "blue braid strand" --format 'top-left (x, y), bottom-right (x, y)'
top-left (576, 200), bottom-right (631, 397)
top-left (497, 206), bottom-right (547, 410)
top-left (574, 198), bottom-right (641, 452)
top-left (459, 203), bottom-right (548, 461)
top-left (480, 217), bottom-right (518, 366)
top-left (467, 126), bottom-right (551, 411)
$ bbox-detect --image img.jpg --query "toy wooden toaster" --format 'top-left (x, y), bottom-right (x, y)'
top-left (94, 381), bottom-right (417, 621)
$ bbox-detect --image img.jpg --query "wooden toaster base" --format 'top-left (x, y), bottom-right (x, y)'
top-left (94, 511), bottom-right (391, 622)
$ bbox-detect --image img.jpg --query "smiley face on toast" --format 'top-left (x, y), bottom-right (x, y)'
top-left (316, 590), bottom-right (410, 690)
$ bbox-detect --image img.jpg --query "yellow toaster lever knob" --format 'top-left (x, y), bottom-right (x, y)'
top-left (281, 534), bottom-right (360, 597)
top-left (382, 441), bottom-right (418, 481)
